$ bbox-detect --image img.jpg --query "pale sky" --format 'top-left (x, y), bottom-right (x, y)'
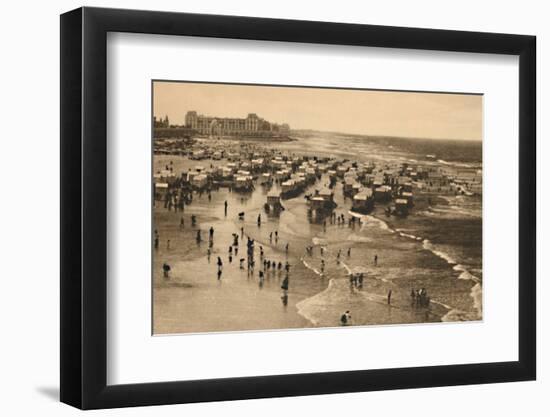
top-left (153, 81), bottom-right (482, 141)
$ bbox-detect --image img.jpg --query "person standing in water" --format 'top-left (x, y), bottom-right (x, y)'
top-left (207, 248), bottom-right (211, 263)
top-left (217, 256), bottom-right (223, 272)
top-left (257, 213), bottom-right (261, 227)
top-left (281, 275), bottom-right (289, 293)
top-left (224, 200), bottom-right (228, 216)
top-left (357, 273), bottom-right (364, 289)
top-left (387, 289), bottom-right (392, 305)
top-left (180, 217), bottom-right (184, 230)
top-left (209, 226), bottom-right (214, 241)
top-left (196, 230), bottom-right (202, 244)
top-left (374, 254), bottom-right (378, 266)
top-left (162, 262), bottom-right (171, 279)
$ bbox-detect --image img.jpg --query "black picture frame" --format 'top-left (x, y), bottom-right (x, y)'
top-left (60, 6), bottom-right (536, 410)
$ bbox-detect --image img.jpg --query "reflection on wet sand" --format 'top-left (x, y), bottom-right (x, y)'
top-left (153, 135), bottom-right (482, 334)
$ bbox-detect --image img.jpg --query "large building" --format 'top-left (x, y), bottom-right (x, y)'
top-left (184, 111), bottom-right (290, 137)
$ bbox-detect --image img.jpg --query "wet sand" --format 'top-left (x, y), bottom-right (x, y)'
top-left (153, 138), bottom-right (482, 334)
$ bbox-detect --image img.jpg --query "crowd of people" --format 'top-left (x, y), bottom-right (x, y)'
top-left (154, 161), bottom-right (433, 327)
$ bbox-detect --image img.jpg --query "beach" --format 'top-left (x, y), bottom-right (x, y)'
top-left (153, 133), bottom-right (482, 334)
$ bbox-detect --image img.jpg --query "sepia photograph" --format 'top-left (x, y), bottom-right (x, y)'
top-left (152, 81), bottom-right (483, 335)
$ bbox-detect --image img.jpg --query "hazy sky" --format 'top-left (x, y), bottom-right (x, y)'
top-left (153, 81), bottom-right (482, 141)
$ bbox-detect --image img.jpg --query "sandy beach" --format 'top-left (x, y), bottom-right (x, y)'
top-left (153, 134), bottom-right (482, 334)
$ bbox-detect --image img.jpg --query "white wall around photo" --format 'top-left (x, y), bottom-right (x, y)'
top-left (0, 0), bottom-right (546, 416)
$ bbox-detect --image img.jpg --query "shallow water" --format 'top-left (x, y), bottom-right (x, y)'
top-left (153, 136), bottom-right (482, 334)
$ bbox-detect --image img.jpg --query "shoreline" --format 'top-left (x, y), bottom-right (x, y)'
top-left (153, 141), bottom-right (482, 333)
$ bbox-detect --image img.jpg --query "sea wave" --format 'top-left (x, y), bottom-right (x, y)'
top-left (429, 206), bottom-right (481, 218)
top-left (441, 284), bottom-right (482, 321)
top-left (301, 257), bottom-right (322, 276)
top-left (356, 213), bottom-right (394, 233)
top-left (422, 239), bottom-right (457, 265)
top-left (470, 282), bottom-right (483, 318)
top-left (437, 159), bottom-right (478, 169)
top-left (396, 228), bottom-right (422, 241)
top-left (453, 264), bottom-right (481, 283)
top-left (421, 239), bottom-right (482, 320)
top-left (296, 278), bottom-right (394, 326)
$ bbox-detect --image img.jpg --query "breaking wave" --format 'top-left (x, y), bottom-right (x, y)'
top-left (357, 213), bottom-right (394, 233)
top-left (396, 228), bottom-right (423, 241)
top-left (422, 239), bottom-right (457, 265)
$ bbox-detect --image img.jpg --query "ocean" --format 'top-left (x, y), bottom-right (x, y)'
top-left (153, 133), bottom-right (482, 334)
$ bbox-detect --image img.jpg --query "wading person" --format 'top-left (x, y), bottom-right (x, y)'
top-left (387, 289), bottom-right (392, 305)
top-left (196, 230), bottom-right (202, 244)
top-left (257, 213), bottom-right (261, 227)
top-left (224, 200), bottom-right (228, 216)
top-left (374, 254), bottom-right (378, 266)
top-left (162, 262), bottom-right (171, 279)
top-left (281, 275), bottom-right (289, 293)
top-left (217, 256), bottom-right (223, 272)
top-left (209, 226), bottom-right (214, 241)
